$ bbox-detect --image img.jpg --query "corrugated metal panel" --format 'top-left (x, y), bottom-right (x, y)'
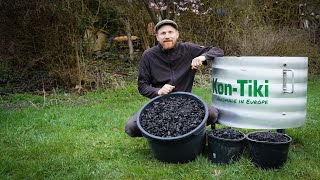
top-left (212, 56), bottom-right (308, 129)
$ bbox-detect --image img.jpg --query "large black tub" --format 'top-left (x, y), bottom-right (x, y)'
top-left (137, 92), bottom-right (208, 163)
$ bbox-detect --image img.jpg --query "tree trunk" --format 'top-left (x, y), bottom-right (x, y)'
top-left (126, 18), bottom-right (134, 62)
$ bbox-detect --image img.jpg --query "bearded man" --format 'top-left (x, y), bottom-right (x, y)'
top-left (125, 19), bottom-right (224, 137)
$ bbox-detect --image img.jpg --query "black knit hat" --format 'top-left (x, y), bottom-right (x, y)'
top-left (155, 19), bottom-right (178, 32)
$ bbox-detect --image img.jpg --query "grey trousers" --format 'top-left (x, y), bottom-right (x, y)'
top-left (124, 105), bottom-right (219, 137)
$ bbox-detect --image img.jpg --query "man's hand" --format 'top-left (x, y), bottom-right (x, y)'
top-left (191, 55), bottom-right (206, 69)
top-left (158, 84), bottom-right (175, 95)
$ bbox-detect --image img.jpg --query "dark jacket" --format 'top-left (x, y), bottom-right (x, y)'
top-left (138, 42), bottom-right (224, 99)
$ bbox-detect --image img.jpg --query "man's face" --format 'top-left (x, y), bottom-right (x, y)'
top-left (156, 25), bottom-right (179, 50)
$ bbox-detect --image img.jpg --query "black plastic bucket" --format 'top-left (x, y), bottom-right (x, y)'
top-left (207, 129), bottom-right (245, 164)
top-left (137, 92), bottom-right (208, 163)
top-left (246, 131), bottom-right (292, 169)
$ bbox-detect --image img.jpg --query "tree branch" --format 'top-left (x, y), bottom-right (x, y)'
top-left (138, 0), bottom-right (158, 24)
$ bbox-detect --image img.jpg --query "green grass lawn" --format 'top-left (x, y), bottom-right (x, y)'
top-left (0, 76), bottom-right (319, 179)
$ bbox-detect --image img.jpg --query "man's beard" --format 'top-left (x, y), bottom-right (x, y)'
top-left (161, 40), bottom-right (176, 50)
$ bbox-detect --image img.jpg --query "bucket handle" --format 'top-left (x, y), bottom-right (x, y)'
top-left (283, 68), bottom-right (294, 94)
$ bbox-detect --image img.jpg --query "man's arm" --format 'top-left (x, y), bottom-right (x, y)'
top-left (137, 57), bottom-right (160, 99)
top-left (189, 44), bottom-right (224, 69)
top-left (138, 70), bottom-right (175, 98)
top-left (201, 46), bottom-right (224, 60)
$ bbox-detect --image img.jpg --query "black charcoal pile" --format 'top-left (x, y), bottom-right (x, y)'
top-left (208, 128), bottom-right (244, 140)
top-left (139, 95), bottom-right (205, 137)
top-left (248, 132), bottom-right (290, 142)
